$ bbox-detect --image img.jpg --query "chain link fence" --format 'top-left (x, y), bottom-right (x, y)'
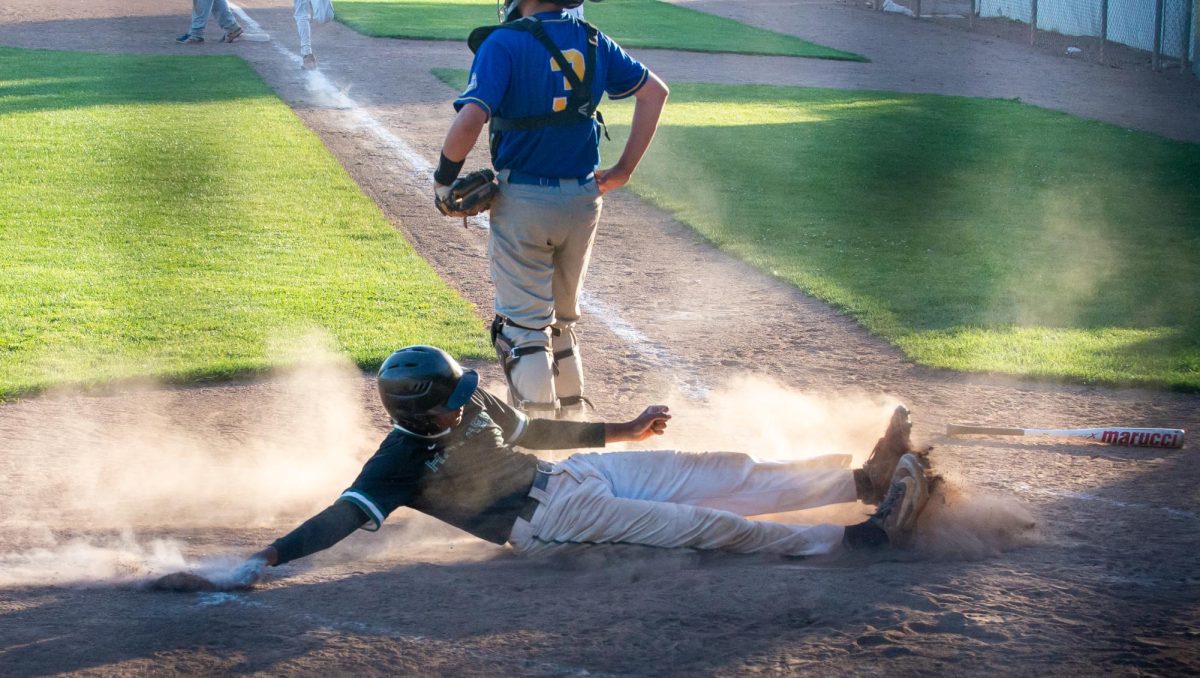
top-left (884, 0), bottom-right (1198, 75)
top-left (982, 0), bottom-right (1195, 70)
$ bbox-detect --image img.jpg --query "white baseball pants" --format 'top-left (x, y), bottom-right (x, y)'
top-left (294, 0), bottom-right (313, 56)
top-left (508, 451), bottom-right (856, 557)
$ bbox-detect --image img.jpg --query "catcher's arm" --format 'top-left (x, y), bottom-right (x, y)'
top-left (595, 72), bottom-right (669, 194)
top-left (435, 104), bottom-right (495, 225)
top-left (439, 102), bottom-right (488, 168)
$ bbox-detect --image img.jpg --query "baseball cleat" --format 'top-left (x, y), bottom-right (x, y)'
top-left (221, 26), bottom-right (244, 43)
top-left (859, 405), bottom-right (932, 505)
top-left (302, 53), bottom-right (318, 71)
top-left (176, 33), bottom-right (204, 44)
top-left (868, 453), bottom-right (931, 548)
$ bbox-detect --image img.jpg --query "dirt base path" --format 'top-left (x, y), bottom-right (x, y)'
top-left (1, 1), bottom-right (1198, 674)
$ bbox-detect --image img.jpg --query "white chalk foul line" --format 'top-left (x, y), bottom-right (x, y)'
top-left (228, 2), bottom-right (708, 400)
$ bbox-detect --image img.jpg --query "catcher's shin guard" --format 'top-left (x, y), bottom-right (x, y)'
top-left (491, 315), bottom-right (557, 415)
top-left (551, 325), bottom-right (589, 420)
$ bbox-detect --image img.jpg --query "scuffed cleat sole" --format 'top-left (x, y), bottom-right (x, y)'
top-left (891, 454), bottom-right (930, 532)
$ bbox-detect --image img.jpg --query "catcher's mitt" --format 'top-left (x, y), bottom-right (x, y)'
top-left (435, 169), bottom-right (499, 219)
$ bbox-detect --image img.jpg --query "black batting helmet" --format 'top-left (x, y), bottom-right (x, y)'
top-left (377, 346), bottom-right (479, 427)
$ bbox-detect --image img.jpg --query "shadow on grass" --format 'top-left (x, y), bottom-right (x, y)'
top-left (607, 85), bottom-right (1200, 388)
top-left (0, 47), bottom-right (273, 116)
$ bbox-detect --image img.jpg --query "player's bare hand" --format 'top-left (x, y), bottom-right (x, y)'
top-left (594, 166), bottom-right (631, 194)
top-left (606, 405), bottom-right (671, 443)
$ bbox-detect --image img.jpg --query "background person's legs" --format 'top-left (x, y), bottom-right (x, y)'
top-left (210, 0), bottom-right (240, 31)
top-left (188, 0), bottom-right (216, 37)
top-left (294, 0), bottom-right (313, 57)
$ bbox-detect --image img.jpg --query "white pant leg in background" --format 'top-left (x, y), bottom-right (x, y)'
top-left (509, 451), bottom-right (856, 557)
top-left (294, 0), bottom-right (313, 56)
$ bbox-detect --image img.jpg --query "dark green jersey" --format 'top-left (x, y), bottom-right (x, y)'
top-left (339, 389), bottom-right (603, 544)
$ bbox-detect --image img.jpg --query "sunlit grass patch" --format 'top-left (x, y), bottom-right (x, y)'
top-left (336, 0), bottom-right (864, 60)
top-left (0, 47), bottom-right (490, 399)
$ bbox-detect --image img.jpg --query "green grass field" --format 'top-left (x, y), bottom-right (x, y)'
top-left (335, 0), bottom-right (864, 60)
top-left (0, 47), bottom-right (490, 399)
top-left (435, 70), bottom-right (1200, 390)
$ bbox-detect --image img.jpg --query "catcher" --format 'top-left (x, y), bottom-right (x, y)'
top-left (434, 0), bottom-right (670, 419)
top-left (154, 346), bottom-right (935, 591)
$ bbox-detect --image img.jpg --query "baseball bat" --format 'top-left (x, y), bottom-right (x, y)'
top-left (946, 424), bottom-right (1185, 449)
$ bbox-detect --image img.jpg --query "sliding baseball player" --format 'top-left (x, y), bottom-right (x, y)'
top-left (154, 345), bottom-right (934, 591)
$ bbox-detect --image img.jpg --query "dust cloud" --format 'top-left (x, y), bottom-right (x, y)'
top-left (615, 376), bottom-right (1040, 558)
top-left (612, 374), bottom-right (903, 465)
top-left (0, 530), bottom-right (187, 588)
top-left (0, 368), bottom-right (1036, 587)
top-left (0, 334), bottom-right (382, 586)
top-left (917, 475), bottom-right (1042, 559)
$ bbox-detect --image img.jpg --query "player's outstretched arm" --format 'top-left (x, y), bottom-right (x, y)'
top-left (604, 405), bottom-right (671, 443)
top-left (595, 72), bottom-right (669, 194)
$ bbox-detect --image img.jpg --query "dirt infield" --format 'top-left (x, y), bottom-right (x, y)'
top-left (1, 0), bottom-right (1198, 674)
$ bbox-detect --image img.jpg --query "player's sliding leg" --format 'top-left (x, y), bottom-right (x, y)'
top-left (510, 472), bottom-right (847, 557)
top-left (856, 405), bottom-right (931, 505)
top-left (510, 453), bottom-right (933, 556)
top-left (563, 450), bottom-right (858, 516)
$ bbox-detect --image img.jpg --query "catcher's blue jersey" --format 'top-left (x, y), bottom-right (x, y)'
top-left (454, 11), bottom-right (648, 178)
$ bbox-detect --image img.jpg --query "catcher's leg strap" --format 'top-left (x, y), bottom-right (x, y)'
top-left (550, 325), bottom-right (587, 418)
top-left (492, 315), bottom-right (557, 412)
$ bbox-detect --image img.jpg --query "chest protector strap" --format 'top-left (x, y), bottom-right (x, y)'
top-left (468, 18), bottom-right (609, 147)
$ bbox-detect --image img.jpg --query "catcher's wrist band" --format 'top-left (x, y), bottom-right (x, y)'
top-left (434, 153), bottom-right (465, 186)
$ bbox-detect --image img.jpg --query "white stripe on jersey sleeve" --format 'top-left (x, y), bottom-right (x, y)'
top-left (505, 410), bottom-right (529, 445)
top-left (339, 491), bottom-right (385, 531)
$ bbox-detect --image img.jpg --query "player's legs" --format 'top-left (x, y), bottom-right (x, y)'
top-left (510, 471), bottom-right (845, 557)
top-left (490, 181), bottom-right (568, 413)
top-left (294, 0), bottom-right (313, 56)
top-left (210, 0), bottom-right (239, 31)
top-left (549, 183), bottom-right (601, 418)
top-left (189, 0), bottom-right (216, 36)
top-left (565, 450), bottom-right (857, 516)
